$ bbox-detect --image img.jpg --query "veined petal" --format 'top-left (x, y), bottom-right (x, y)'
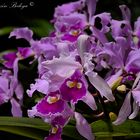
top-left (81, 91), bottom-right (97, 110)
top-left (36, 91), bottom-right (65, 115)
top-left (92, 27), bottom-right (108, 44)
top-left (132, 89), bottom-right (140, 106)
top-left (60, 70), bottom-right (86, 103)
top-left (113, 92), bottom-right (131, 125)
top-left (119, 5), bottom-right (131, 22)
top-left (42, 55), bottom-right (82, 78)
top-left (107, 69), bottom-right (123, 88)
top-left (125, 50), bottom-right (140, 73)
top-left (86, 71), bottom-right (115, 101)
top-left (9, 27), bottom-right (33, 42)
top-left (77, 35), bottom-right (89, 65)
top-left (129, 102), bottom-right (139, 119)
top-left (27, 79), bottom-right (49, 97)
top-left (10, 98), bottom-right (22, 117)
top-left (15, 83), bottom-right (24, 100)
top-left (75, 112), bottom-right (94, 140)
top-left (13, 58), bottom-right (19, 79)
top-left (86, 0), bottom-right (96, 20)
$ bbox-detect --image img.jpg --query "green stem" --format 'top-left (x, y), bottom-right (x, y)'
top-left (97, 92), bottom-right (113, 132)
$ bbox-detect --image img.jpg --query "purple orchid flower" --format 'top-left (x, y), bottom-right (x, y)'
top-left (77, 34), bottom-right (115, 101)
top-left (113, 73), bottom-right (140, 125)
top-left (3, 52), bottom-right (17, 69)
top-left (36, 91), bottom-right (65, 116)
top-left (27, 79), bottom-right (49, 97)
top-left (54, 0), bottom-right (85, 18)
top-left (9, 27), bottom-right (33, 42)
top-left (0, 70), bottom-right (23, 117)
top-left (60, 70), bottom-right (86, 103)
top-left (75, 112), bottom-right (95, 140)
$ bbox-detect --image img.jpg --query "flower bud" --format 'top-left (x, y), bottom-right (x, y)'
top-left (117, 84), bottom-right (126, 93)
top-left (109, 112), bottom-right (117, 121)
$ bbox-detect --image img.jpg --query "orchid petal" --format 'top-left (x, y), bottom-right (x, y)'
top-left (132, 89), bottom-right (140, 106)
top-left (86, 71), bottom-right (115, 101)
top-left (75, 112), bottom-right (94, 140)
top-left (82, 91), bottom-right (97, 110)
top-left (86, 0), bottom-right (96, 20)
top-left (107, 69), bottom-right (123, 88)
top-left (129, 102), bottom-right (139, 119)
top-left (113, 92), bottom-right (131, 125)
top-left (92, 27), bottom-right (108, 44)
top-left (125, 50), bottom-right (140, 73)
top-left (10, 98), bottom-right (22, 117)
top-left (13, 58), bottom-right (19, 79)
top-left (42, 55), bottom-right (82, 78)
top-left (27, 79), bottom-right (49, 97)
top-left (15, 83), bottom-right (24, 100)
top-left (77, 35), bottom-right (89, 65)
top-left (119, 5), bottom-right (131, 22)
top-left (9, 27), bottom-right (33, 42)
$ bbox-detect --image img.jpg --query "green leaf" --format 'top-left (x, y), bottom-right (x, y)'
top-left (0, 117), bottom-right (50, 140)
top-left (91, 120), bottom-right (140, 138)
top-left (63, 125), bottom-right (86, 140)
top-left (0, 27), bottom-right (14, 36)
top-left (1, 117), bottom-right (140, 139)
top-left (0, 126), bottom-right (47, 140)
top-left (0, 117), bottom-right (83, 140)
top-left (27, 19), bottom-right (53, 37)
top-left (0, 117), bottom-right (50, 130)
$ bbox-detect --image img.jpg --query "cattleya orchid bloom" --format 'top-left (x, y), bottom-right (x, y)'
top-left (36, 91), bottom-right (65, 115)
top-left (113, 73), bottom-right (140, 125)
top-left (60, 70), bottom-right (86, 103)
top-left (0, 70), bottom-right (23, 116)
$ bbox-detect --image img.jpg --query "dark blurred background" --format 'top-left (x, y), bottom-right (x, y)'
top-left (0, 0), bottom-right (140, 52)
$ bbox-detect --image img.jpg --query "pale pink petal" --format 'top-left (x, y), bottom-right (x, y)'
top-left (82, 91), bottom-right (97, 110)
top-left (92, 27), bottom-right (108, 44)
top-left (119, 5), bottom-right (131, 21)
top-left (15, 83), bottom-right (24, 100)
top-left (86, 0), bottom-right (96, 20)
top-left (107, 69), bottom-right (123, 87)
top-left (75, 112), bottom-right (94, 140)
top-left (86, 71), bottom-right (115, 101)
top-left (77, 35), bottom-right (89, 65)
top-left (42, 55), bottom-right (82, 78)
top-left (113, 92), bottom-right (131, 125)
top-left (10, 98), bottom-right (22, 117)
top-left (27, 79), bottom-right (49, 97)
top-left (132, 90), bottom-right (140, 106)
top-left (13, 58), bottom-right (19, 79)
top-left (129, 102), bottom-right (139, 119)
top-left (9, 27), bottom-right (33, 42)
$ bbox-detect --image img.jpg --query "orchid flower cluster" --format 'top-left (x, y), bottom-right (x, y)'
top-left (1, 0), bottom-right (140, 139)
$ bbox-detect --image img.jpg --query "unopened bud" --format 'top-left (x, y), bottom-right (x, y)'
top-left (109, 112), bottom-right (117, 121)
top-left (133, 36), bottom-right (139, 45)
top-left (111, 76), bottom-right (123, 90)
top-left (117, 84), bottom-right (126, 92)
